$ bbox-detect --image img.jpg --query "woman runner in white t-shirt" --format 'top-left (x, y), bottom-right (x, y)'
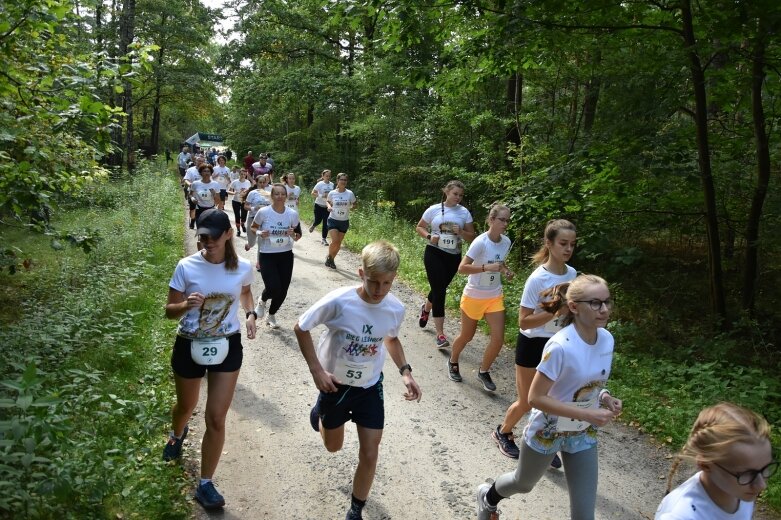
top-left (415, 180), bottom-right (476, 348)
top-left (162, 209), bottom-right (257, 511)
top-left (476, 274), bottom-right (623, 520)
top-left (325, 173), bottom-right (357, 269)
top-left (282, 172), bottom-right (301, 212)
top-left (228, 168), bottom-right (251, 237)
top-left (492, 219), bottom-right (576, 466)
top-left (447, 204), bottom-right (513, 392)
top-left (655, 402), bottom-right (775, 520)
top-left (309, 169), bottom-right (334, 245)
top-left (212, 155), bottom-right (231, 210)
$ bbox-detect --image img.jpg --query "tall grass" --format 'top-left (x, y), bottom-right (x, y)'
top-left (0, 161), bottom-right (190, 518)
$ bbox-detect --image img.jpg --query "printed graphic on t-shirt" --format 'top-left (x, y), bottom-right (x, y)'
top-left (531, 378), bottom-right (603, 444)
top-left (179, 292), bottom-right (235, 338)
top-left (334, 323), bottom-right (383, 386)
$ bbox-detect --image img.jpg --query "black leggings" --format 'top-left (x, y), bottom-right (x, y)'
top-left (259, 250), bottom-right (294, 315)
top-left (423, 245), bottom-right (461, 318)
top-left (312, 204), bottom-right (329, 239)
top-left (231, 200), bottom-right (247, 226)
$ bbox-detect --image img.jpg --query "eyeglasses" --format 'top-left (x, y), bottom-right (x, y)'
top-left (714, 460), bottom-right (778, 486)
top-left (573, 299), bottom-right (613, 311)
top-left (494, 217), bottom-right (510, 222)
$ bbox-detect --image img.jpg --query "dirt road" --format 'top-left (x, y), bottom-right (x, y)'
top-left (182, 210), bottom-right (777, 520)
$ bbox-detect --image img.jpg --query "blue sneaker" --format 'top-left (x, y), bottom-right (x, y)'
top-left (162, 425), bottom-right (188, 461)
top-left (195, 481), bottom-right (225, 510)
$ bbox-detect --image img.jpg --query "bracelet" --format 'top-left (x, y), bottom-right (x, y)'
top-left (426, 233), bottom-right (431, 241)
top-left (399, 363), bottom-right (412, 376)
top-left (246, 311), bottom-right (257, 320)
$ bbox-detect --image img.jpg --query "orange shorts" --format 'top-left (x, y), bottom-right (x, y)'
top-left (459, 294), bottom-right (505, 321)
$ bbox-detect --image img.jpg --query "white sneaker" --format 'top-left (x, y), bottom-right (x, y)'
top-left (266, 314), bottom-right (278, 329)
top-left (477, 483), bottom-right (500, 520)
top-left (321, 238), bottom-right (328, 246)
top-left (254, 299), bottom-right (266, 320)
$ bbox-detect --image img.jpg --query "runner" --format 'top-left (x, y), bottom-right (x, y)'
top-left (242, 174), bottom-right (271, 271)
top-left (309, 169), bottom-right (334, 246)
top-left (190, 164), bottom-right (221, 250)
top-left (294, 240), bottom-right (422, 520)
top-left (228, 168), bottom-right (251, 237)
top-left (656, 402), bottom-right (775, 519)
top-left (162, 208), bottom-right (256, 511)
top-left (492, 219), bottom-right (577, 465)
top-left (476, 274), bottom-right (622, 520)
top-left (177, 145), bottom-right (191, 181)
top-left (183, 156), bottom-right (205, 229)
top-left (252, 153), bottom-right (273, 183)
top-left (414, 180), bottom-right (475, 348)
top-left (446, 204), bottom-right (513, 392)
top-left (282, 172), bottom-right (301, 212)
top-left (250, 183), bottom-right (302, 329)
top-left (212, 155), bottom-right (231, 211)
top-left (325, 173), bottom-right (357, 269)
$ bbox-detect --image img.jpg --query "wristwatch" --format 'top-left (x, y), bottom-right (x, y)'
top-left (246, 311), bottom-right (258, 319)
top-left (399, 363), bottom-right (412, 376)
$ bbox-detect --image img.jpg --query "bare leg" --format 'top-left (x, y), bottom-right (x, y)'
top-left (328, 230), bottom-right (345, 259)
top-left (352, 426), bottom-right (383, 501)
top-left (450, 310), bottom-right (478, 364)
top-left (479, 310), bottom-right (506, 371)
top-left (200, 370), bottom-right (240, 478)
top-left (499, 365), bottom-right (535, 433)
top-left (171, 375), bottom-right (201, 436)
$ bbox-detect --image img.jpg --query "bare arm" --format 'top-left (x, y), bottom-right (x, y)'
top-left (460, 222), bottom-right (476, 242)
top-left (384, 336), bottom-right (421, 402)
top-left (519, 306), bottom-right (555, 330)
top-left (294, 323), bottom-right (339, 392)
top-left (529, 372), bottom-right (618, 427)
top-left (240, 284), bottom-right (256, 340)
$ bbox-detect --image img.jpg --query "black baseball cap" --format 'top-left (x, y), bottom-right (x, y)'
top-left (196, 209), bottom-right (231, 238)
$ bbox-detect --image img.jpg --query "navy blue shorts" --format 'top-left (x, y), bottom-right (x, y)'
top-left (171, 333), bottom-right (243, 378)
top-left (317, 373), bottom-right (384, 430)
top-left (515, 334), bottom-right (548, 368)
top-left (327, 217), bottom-right (350, 234)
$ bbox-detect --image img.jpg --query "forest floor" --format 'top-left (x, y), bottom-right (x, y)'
top-left (181, 207), bottom-right (780, 520)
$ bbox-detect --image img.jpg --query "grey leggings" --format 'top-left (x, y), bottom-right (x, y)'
top-left (495, 442), bottom-right (598, 520)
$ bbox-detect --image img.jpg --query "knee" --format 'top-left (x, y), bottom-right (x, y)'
top-left (358, 445), bottom-right (379, 467)
top-left (324, 438), bottom-right (343, 453)
top-left (204, 412), bottom-right (227, 434)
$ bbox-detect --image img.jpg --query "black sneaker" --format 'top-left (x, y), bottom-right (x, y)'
top-left (194, 480), bottom-right (225, 510)
top-left (345, 506), bottom-right (363, 520)
top-left (447, 359), bottom-right (462, 382)
top-left (162, 425), bottom-right (189, 461)
top-left (189, 220), bottom-right (195, 229)
top-left (550, 453), bottom-right (562, 469)
top-left (325, 256), bottom-right (337, 269)
top-left (418, 304), bottom-right (430, 328)
top-left (491, 425), bottom-right (520, 459)
top-left (477, 371), bottom-right (497, 392)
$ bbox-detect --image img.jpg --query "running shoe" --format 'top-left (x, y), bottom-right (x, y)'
top-left (477, 371), bottom-right (497, 392)
top-left (266, 314), bottom-right (278, 329)
top-left (308, 224), bottom-right (315, 233)
top-left (254, 299), bottom-right (266, 320)
top-left (418, 304), bottom-right (430, 328)
top-left (194, 481), bottom-right (225, 510)
top-left (550, 453), bottom-right (562, 469)
top-left (189, 220), bottom-right (195, 229)
top-left (162, 425), bottom-right (189, 461)
top-left (491, 426), bottom-right (520, 459)
top-left (236, 229), bottom-right (241, 237)
top-left (245, 243), bottom-right (251, 252)
top-left (321, 238), bottom-right (329, 246)
top-left (476, 483), bottom-right (500, 520)
top-left (325, 256), bottom-right (337, 269)
top-left (242, 223), bottom-right (247, 233)
top-left (447, 359), bottom-right (462, 382)
top-left (309, 400), bottom-right (320, 432)
top-left (345, 506), bottom-right (363, 520)
top-left (435, 334), bottom-right (450, 349)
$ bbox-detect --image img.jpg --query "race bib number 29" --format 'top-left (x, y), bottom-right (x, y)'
top-left (191, 337), bottom-right (229, 366)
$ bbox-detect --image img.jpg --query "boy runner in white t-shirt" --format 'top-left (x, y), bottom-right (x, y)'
top-left (294, 241), bottom-right (422, 520)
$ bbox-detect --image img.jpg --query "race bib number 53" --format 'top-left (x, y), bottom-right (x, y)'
top-left (333, 358), bottom-right (371, 387)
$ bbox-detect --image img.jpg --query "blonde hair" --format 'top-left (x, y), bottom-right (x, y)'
top-left (666, 402), bottom-right (771, 493)
top-left (531, 219), bottom-right (576, 265)
top-left (270, 182), bottom-right (287, 197)
top-left (361, 240), bottom-right (400, 275)
top-left (486, 203), bottom-right (510, 226)
top-left (320, 169), bottom-right (331, 180)
top-left (336, 172), bottom-right (348, 182)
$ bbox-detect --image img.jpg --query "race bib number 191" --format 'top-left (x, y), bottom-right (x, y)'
top-left (439, 233), bottom-right (458, 250)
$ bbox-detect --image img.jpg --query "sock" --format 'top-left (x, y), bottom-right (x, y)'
top-left (479, 369), bottom-right (489, 374)
top-left (486, 484), bottom-right (503, 508)
top-left (171, 429), bottom-right (184, 440)
top-left (199, 478), bottom-right (212, 487)
top-left (350, 494), bottom-right (366, 512)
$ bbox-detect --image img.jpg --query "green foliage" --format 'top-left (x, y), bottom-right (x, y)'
top-left (0, 161), bottom-right (188, 518)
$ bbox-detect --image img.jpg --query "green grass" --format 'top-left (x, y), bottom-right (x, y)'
top-left (0, 160), bottom-right (191, 518)
top-left (325, 198), bottom-right (781, 513)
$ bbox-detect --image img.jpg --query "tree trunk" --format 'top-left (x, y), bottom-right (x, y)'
top-left (120, 0), bottom-right (136, 171)
top-left (680, 0), bottom-right (727, 322)
top-left (582, 49), bottom-right (602, 134)
top-left (743, 31), bottom-right (770, 313)
top-left (150, 44), bottom-right (166, 156)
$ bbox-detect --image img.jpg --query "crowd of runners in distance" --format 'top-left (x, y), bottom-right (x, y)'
top-left (166, 146), bottom-right (778, 520)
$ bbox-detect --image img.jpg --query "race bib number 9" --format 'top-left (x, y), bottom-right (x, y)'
top-left (477, 270), bottom-right (501, 288)
top-left (333, 358), bottom-right (372, 387)
top-left (190, 337), bottom-right (229, 366)
top-left (439, 233), bottom-right (458, 250)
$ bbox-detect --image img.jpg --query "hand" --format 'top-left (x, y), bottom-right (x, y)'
top-left (186, 292), bottom-right (205, 310)
top-left (452, 224), bottom-right (461, 235)
top-left (245, 316), bottom-right (256, 339)
top-left (430, 235), bottom-right (440, 245)
top-left (402, 375), bottom-right (422, 402)
top-left (585, 407), bottom-right (616, 427)
top-left (312, 369), bottom-right (340, 393)
top-left (261, 229), bottom-right (270, 238)
top-left (602, 395), bottom-right (623, 415)
top-left (503, 268), bottom-right (515, 281)
top-left (287, 227), bottom-right (295, 237)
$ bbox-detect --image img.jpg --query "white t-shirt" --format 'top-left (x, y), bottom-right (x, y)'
top-left (327, 189), bottom-right (357, 221)
top-left (655, 472), bottom-right (754, 519)
top-left (421, 203), bottom-right (474, 254)
top-left (285, 185), bottom-right (301, 210)
top-left (213, 166), bottom-right (231, 189)
top-left (169, 252), bottom-right (253, 339)
top-left (229, 179), bottom-right (252, 202)
top-left (252, 205), bottom-right (300, 253)
top-left (462, 232), bottom-right (511, 299)
top-left (297, 286), bottom-right (405, 389)
top-left (245, 189), bottom-right (271, 217)
top-left (313, 180), bottom-right (334, 207)
top-left (520, 264), bottom-right (578, 338)
top-left (191, 180), bottom-right (221, 208)
top-left (177, 152), bottom-right (191, 168)
top-left (523, 324), bottom-right (614, 447)
top-left (183, 166), bottom-right (201, 184)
